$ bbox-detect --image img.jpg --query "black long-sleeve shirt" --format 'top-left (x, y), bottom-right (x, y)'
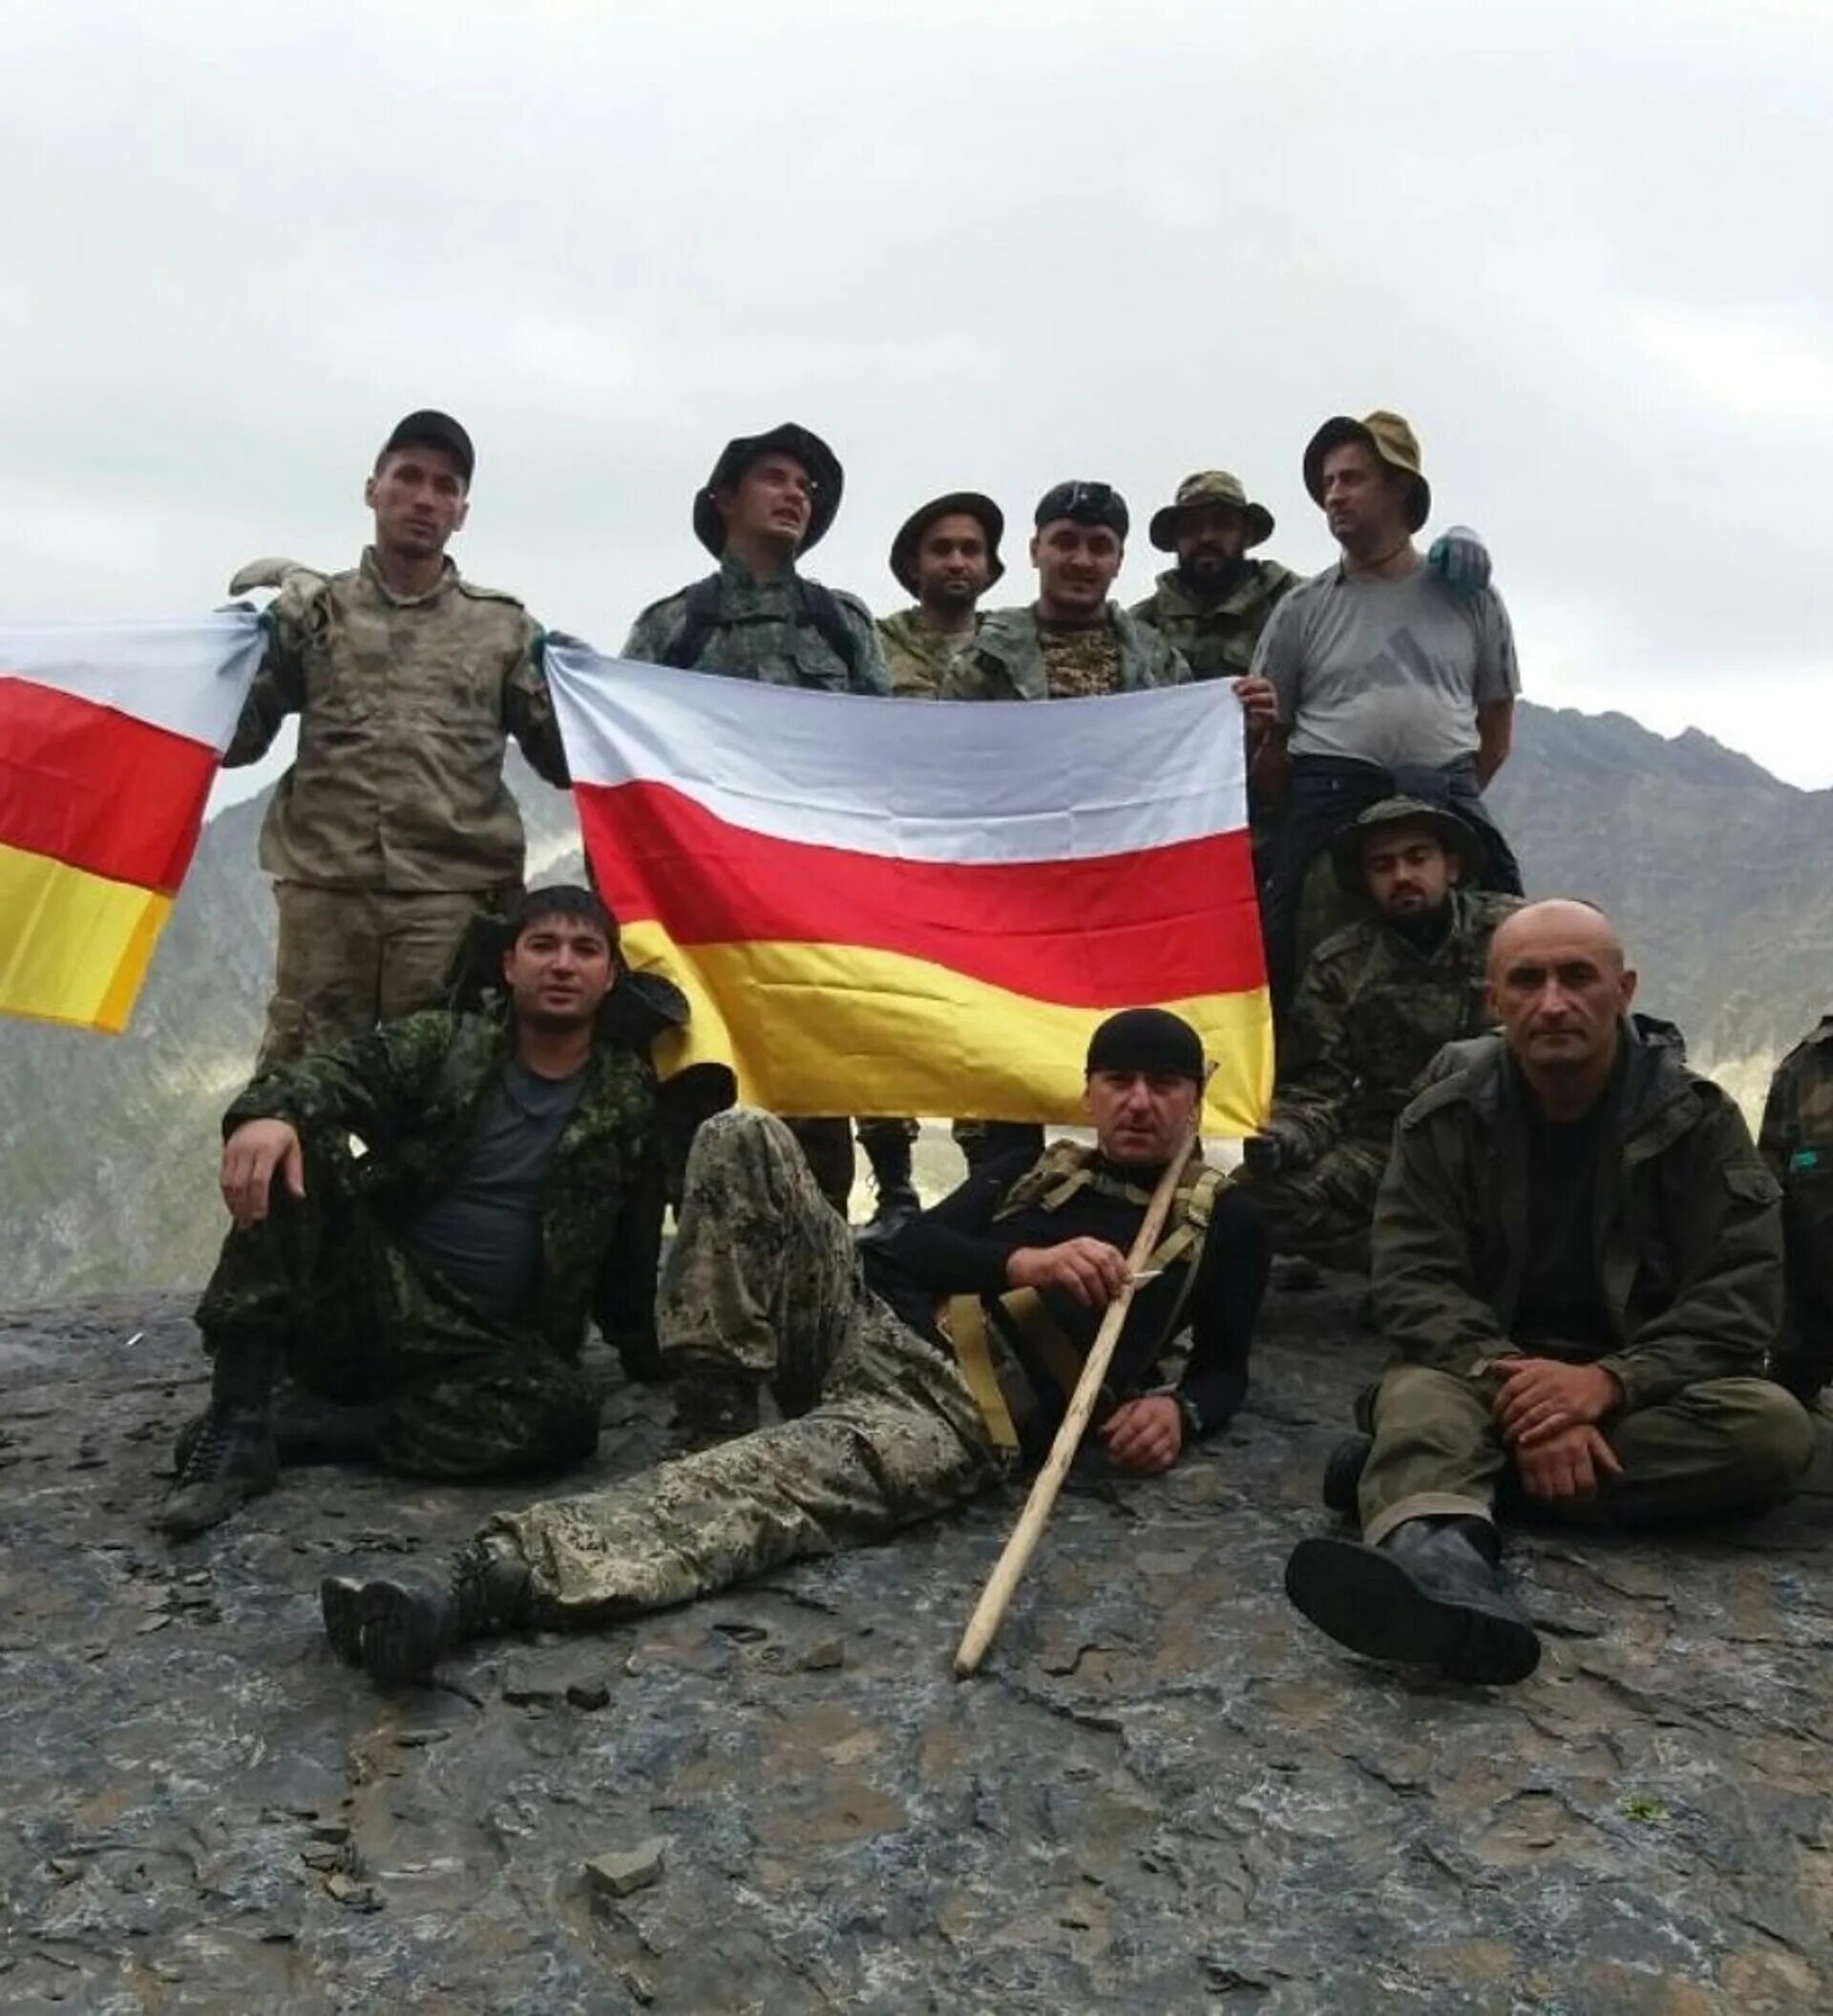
top-left (861, 1148), bottom-right (1267, 1445)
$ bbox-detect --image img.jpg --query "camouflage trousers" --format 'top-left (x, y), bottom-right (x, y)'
top-left (1242, 1136), bottom-right (1390, 1274)
top-left (196, 1134), bottom-right (596, 1480)
top-left (259, 879), bottom-right (518, 1072)
top-left (482, 1106), bottom-right (1002, 1628)
top-left (1357, 1361), bottom-right (1818, 1545)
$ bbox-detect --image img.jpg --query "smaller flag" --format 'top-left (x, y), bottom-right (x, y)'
top-left (0, 615), bottom-right (264, 1032)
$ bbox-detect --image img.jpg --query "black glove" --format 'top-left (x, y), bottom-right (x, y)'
top-left (1242, 1120), bottom-right (1315, 1176)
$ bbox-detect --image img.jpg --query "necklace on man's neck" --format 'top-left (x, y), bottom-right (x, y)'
top-left (1346, 536), bottom-right (1413, 578)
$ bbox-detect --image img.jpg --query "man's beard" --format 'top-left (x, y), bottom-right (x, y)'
top-left (1177, 554), bottom-right (1248, 599)
top-left (1386, 900), bottom-right (1452, 950)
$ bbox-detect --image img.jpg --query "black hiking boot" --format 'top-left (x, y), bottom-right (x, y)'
top-left (1283, 1516), bottom-right (1540, 1686)
top-left (863, 1131), bottom-right (920, 1231)
top-left (327, 1542), bottom-right (535, 1688)
top-left (1320, 1433), bottom-right (1373, 1515)
top-left (155, 1331), bottom-right (282, 1539)
top-left (669, 1357), bottom-right (761, 1451)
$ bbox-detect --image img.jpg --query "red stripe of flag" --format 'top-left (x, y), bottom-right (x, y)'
top-left (0, 675), bottom-right (220, 893)
top-left (578, 779), bottom-right (1266, 1009)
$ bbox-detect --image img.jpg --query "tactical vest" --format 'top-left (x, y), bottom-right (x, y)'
top-left (944, 1142), bottom-right (1227, 1454)
top-left (663, 575), bottom-right (864, 680)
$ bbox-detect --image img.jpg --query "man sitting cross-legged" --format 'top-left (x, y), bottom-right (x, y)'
top-left (323, 1009), bottom-right (1270, 1687)
top-left (1283, 899), bottom-right (1815, 1685)
top-left (157, 887), bottom-right (700, 1540)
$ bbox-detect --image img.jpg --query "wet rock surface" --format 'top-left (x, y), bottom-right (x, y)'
top-left (2, 1287), bottom-right (1830, 2013)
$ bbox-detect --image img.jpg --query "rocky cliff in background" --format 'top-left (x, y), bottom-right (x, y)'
top-left (5, 706), bottom-right (1830, 1302)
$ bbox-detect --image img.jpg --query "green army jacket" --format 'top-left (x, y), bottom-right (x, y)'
top-left (622, 553), bottom-right (890, 694)
top-left (1759, 1016), bottom-right (1833, 1396)
top-left (940, 602), bottom-right (1190, 701)
top-left (1128, 561), bottom-right (1299, 682)
top-left (224, 549), bottom-right (569, 892)
top-left (225, 1009), bottom-right (657, 1361)
top-left (1372, 1020), bottom-right (1783, 1411)
top-left (877, 607), bottom-right (977, 698)
top-left (1275, 889), bottom-right (1521, 1157)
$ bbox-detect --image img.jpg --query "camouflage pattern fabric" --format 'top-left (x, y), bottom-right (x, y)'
top-left (941, 604), bottom-right (1190, 702)
top-left (622, 554), bottom-right (889, 694)
top-left (224, 548), bottom-right (568, 892)
top-left (257, 879), bottom-right (518, 1071)
top-left (877, 607), bottom-right (977, 698)
top-left (211, 1009), bottom-right (660, 1368)
top-left (1245, 1137), bottom-right (1392, 1275)
top-left (1128, 561), bottom-right (1299, 682)
top-left (480, 1107), bottom-right (1002, 1627)
top-left (1759, 1018), bottom-right (1833, 1399)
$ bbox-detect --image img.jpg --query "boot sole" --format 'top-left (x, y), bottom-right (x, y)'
top-left (320, 1576), bottom-right (366, 1666)
top-left (1285, 1536), bottom-right (1540, 1685)
top-left (152, 1467), bottom-right (279, 1541)
top-left (356, 1579), bottom-right (450, 1689)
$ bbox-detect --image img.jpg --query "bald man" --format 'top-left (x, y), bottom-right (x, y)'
top-left (1285, 900), bottom-right (1814, 1685)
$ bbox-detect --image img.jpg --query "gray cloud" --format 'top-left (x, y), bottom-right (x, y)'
top-left (3, 0), bottom-right (1830, 783)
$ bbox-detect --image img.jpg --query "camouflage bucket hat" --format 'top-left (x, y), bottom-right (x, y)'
top-left (1303, 410), bottom-right (1431, 533)
top-left (888, 491), bottom-right (1006, 596)
top-left (1329, 794), bottom-right (1484, 894)
top-left (694, 422), bottom-right (843, 557)
top-left (1148, 470), bottom-right (1275, 553)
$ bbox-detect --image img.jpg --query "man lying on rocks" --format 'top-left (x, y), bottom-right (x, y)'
top-left (1284, 899), bottom-right (1817, 1685)
top-left (158, 887), bottom-right (696, 1539)
top-left (323, 1008), bottom-right (1270, 1688)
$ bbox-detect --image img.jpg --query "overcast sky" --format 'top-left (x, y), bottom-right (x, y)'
top-left (5, 0), bottom-right (1830, 792)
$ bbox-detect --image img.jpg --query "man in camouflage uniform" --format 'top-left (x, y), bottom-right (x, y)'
top-left (1285, 901), bottom-right (1815, 1686)
top-left (941, 482), bottom-right (1205, 1168)
top-left (622, 422), bottom-right (889, 1214)
top-left (877, 491), bottom-right (1004, 697)
top-left (1130, 470), bottom-right (1297, 684)
top-left (156, 888), bottom-right (692, 1540)
top-left (943, 480), bottom-right (1190, 704)
top-left (1759, 1020), bottom-right (1833, 1408)
top-left (1239, 799), bottom-right (1518, 1275)
top-left (321, 1009), bottom-right (1271, 1688)
top-left (224, 410), bottom-right (570, 1071)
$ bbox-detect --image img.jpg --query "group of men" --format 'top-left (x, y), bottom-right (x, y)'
top-left (150, 406), bottom-right (1830, 1698)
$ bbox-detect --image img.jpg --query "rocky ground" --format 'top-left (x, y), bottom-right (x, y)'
top-left (2, 1284), bottom-right (1831, 2014)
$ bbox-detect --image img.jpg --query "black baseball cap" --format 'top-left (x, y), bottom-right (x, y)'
top-left (1034, 480), bottom-right (1129, 540)
top-left (380, 410), bottom-right (474, 485)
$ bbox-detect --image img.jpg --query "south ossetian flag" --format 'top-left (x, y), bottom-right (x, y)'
top-left (543, 649), bottom-right (1273, 1134)
top-left (0, 615), bottom-right (264, 1032)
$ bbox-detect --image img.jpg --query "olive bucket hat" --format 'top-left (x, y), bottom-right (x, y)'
top-left (887, 491), bottom-right (1006, 596)
top-left (1148, 470), bottom-right (1275, 552)
top-left (1302, 410), bottom-right (1431, 533)
top-left (693, 422), bottom-right (843, 557)
top-left (1328, 795), bottom-right (1485, 895)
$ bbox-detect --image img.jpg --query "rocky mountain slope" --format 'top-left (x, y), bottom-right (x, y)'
top-left (5, 705), bottom-right (1828, 1302)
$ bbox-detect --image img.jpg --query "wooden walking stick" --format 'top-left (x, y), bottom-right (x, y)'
top-left (954, 1130), bottom-right (1200, 1677)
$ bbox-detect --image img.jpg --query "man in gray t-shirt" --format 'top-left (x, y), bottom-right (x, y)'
top-left (1252, 410), bottom-right (1524, 1013)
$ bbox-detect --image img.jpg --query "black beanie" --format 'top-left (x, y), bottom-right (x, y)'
top-left (1085, 1008), bottom-right (1205, 1082)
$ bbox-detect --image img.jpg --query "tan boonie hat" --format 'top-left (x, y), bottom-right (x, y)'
top-left (1302, 410), bottom-right (1431, 533)
top-left (1148, 471), bottom-right (1275, 553)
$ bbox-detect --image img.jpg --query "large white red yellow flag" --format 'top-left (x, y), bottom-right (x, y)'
top-left (0, 616), bottom-right (264, 1032)
top-left (544, 650), bottom-right (1272, 1133)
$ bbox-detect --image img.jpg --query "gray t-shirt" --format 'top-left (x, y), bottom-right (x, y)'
top-left (1253, 560), bottom-right (1519, 769)
top-left (408, 1059), bottom-right (586, 1314)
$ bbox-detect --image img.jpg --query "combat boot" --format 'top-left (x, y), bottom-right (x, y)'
top-left (1320, 1432), bottom-right (1372, 1515)
top-left (669, 1355), bottom-right (761, 1451)
top-left (1283, 1515), bottom-right (1540, 1686)
top-left (863, 1129), bottom-right (920, 1230)
top-left (327, 1540), bottom-right (534, 1688)
top-left (155, 1331), bottom-right (282, 1539)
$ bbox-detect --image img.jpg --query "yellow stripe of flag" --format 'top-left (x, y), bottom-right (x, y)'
top-left (0, 840), bottom-right (174, 1034)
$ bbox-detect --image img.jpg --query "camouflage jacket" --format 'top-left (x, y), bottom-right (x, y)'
top-left (1128, 561), bottom-right (1300, 682)
top-left (941, 602), bottom-right (1190, 701)
top-left (1372, 1020), bottom-right (1783, 1411)
top-left (1759, 1018), bottom-right (1833, 1396)
top-left (622, 553), bottom-right (889, 694)
top-left (223, 549), bottom-right (568, 892)
top-left (1275, 889), bottom-right (1521, 1158)
top-left (877, 607), bottom-right (978, 698)
top-left (225, 1009), bottom-right (657, 1360)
